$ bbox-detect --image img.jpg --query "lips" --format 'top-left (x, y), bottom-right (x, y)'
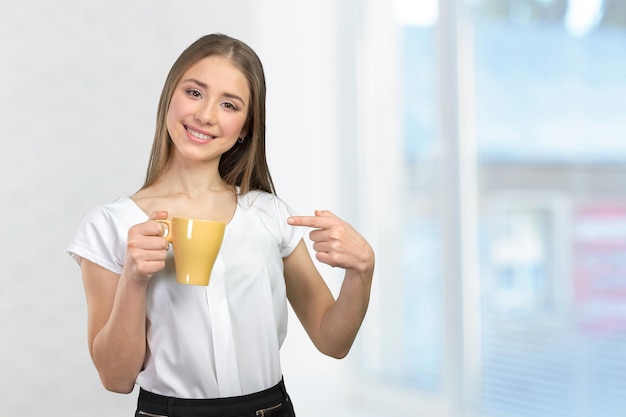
top-left (185, 126), bottom-right (215, 141)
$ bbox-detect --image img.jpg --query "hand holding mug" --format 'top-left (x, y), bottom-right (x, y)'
top-left (123, 211), bottom-right (171, 283)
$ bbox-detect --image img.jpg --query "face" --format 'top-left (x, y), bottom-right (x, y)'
top-left (166, 55), bottom-right (250, 164)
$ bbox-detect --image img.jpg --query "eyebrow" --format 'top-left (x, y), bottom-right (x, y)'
top-left (183, 78), bottom-right (246, 105)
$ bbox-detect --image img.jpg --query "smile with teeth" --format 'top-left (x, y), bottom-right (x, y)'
top-left (186, 126), bottom-right (215, 141)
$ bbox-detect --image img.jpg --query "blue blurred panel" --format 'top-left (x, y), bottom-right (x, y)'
top-left (475, 24), bottom-right (626, 163)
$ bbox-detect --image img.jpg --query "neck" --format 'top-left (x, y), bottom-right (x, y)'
top-left (157, 156), bottom-right (230, 198)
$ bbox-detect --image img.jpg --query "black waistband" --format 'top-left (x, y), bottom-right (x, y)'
top-left (137, 378), bottom-right (289, 417)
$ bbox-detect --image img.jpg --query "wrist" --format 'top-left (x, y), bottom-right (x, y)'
top-left (120, 272), bottom-right (151, 292)
top-left (346, 261), bottom-right (374, 286)
top-left (350, 248), bottom-right (375, 281)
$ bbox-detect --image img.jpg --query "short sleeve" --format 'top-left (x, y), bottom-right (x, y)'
top-left (272, 196), bottom-right (307, 258)
top-left (66, 205), bottom-right (126, 274)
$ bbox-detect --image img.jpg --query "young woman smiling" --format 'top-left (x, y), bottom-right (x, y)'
top-left (68, 33), bottom-right (374, 417)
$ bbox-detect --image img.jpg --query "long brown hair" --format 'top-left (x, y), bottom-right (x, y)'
top-left (141, 34), bottom-right (275, 195)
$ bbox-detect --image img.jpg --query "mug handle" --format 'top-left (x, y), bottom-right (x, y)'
top-left (156, 219), bottom-right (173, 243)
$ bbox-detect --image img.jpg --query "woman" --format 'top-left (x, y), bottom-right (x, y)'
top-left (68, 33), bottom-right (374, 417)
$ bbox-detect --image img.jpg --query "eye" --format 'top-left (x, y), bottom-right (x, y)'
top-left (221, 102), bottom-right (238, 111)
top-left (186, 89), bottom-right (202, 98)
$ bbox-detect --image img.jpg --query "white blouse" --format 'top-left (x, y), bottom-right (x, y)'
top-left (67, 191), bottom-right (305, 398)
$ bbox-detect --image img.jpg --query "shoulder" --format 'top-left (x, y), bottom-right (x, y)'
top-left (238, 190), bottom-right (296, 217)
top-left (79, 197), bottom-right (147, 234)
top-left (236, 190), bottom-right (305, 253)
top-left (89, 197), bottom-right (144, 220)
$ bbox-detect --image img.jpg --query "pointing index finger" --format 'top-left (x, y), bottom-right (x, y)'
top-left (287, 215), bottom-right (317, 228)
top-left (288, 210), bottom-right (339, 228)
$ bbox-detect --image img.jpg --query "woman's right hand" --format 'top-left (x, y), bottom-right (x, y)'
top-left (122, 210), bottom-right (170, 283)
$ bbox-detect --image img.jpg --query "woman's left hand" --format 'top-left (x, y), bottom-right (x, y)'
top-left (288, 210), bottom-right (374, 276)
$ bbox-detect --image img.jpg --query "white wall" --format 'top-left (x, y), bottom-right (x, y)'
top-left (0, 1), bottom-right (377, 416)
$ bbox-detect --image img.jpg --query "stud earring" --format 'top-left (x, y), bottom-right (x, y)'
top-left (237, 137), bottom-right (245, 144)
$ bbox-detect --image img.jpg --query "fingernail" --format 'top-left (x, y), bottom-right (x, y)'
top-left (287, 217), bottom-right (295, 224)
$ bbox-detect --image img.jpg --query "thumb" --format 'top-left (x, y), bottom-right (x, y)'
top-left (148, 211), bottom-right (169, 238)
top-left (149, 210), bottom-right (169, 221)
top-left (315, 209), bottom-right (337, 218)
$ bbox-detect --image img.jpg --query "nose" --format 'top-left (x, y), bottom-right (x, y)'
top-left (195, 101), bottom-right (216, 125)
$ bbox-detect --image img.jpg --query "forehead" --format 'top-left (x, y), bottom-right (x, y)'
top-left (180, 56), bottom-right (250, 100)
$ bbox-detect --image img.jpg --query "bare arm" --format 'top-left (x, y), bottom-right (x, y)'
top-left (81, 211), bottom-right (169, 393)
top-left (284, 210), bottom-right (375, 359)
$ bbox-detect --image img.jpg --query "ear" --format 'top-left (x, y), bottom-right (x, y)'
top-left (240, 117), bottom-right (251, 139)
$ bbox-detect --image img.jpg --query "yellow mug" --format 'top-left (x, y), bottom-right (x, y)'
top-left (157, 218), bottom-right (225, 286)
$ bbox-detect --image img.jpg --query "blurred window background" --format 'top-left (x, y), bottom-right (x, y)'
top-left (359, 0), bottom-right (626, 416)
